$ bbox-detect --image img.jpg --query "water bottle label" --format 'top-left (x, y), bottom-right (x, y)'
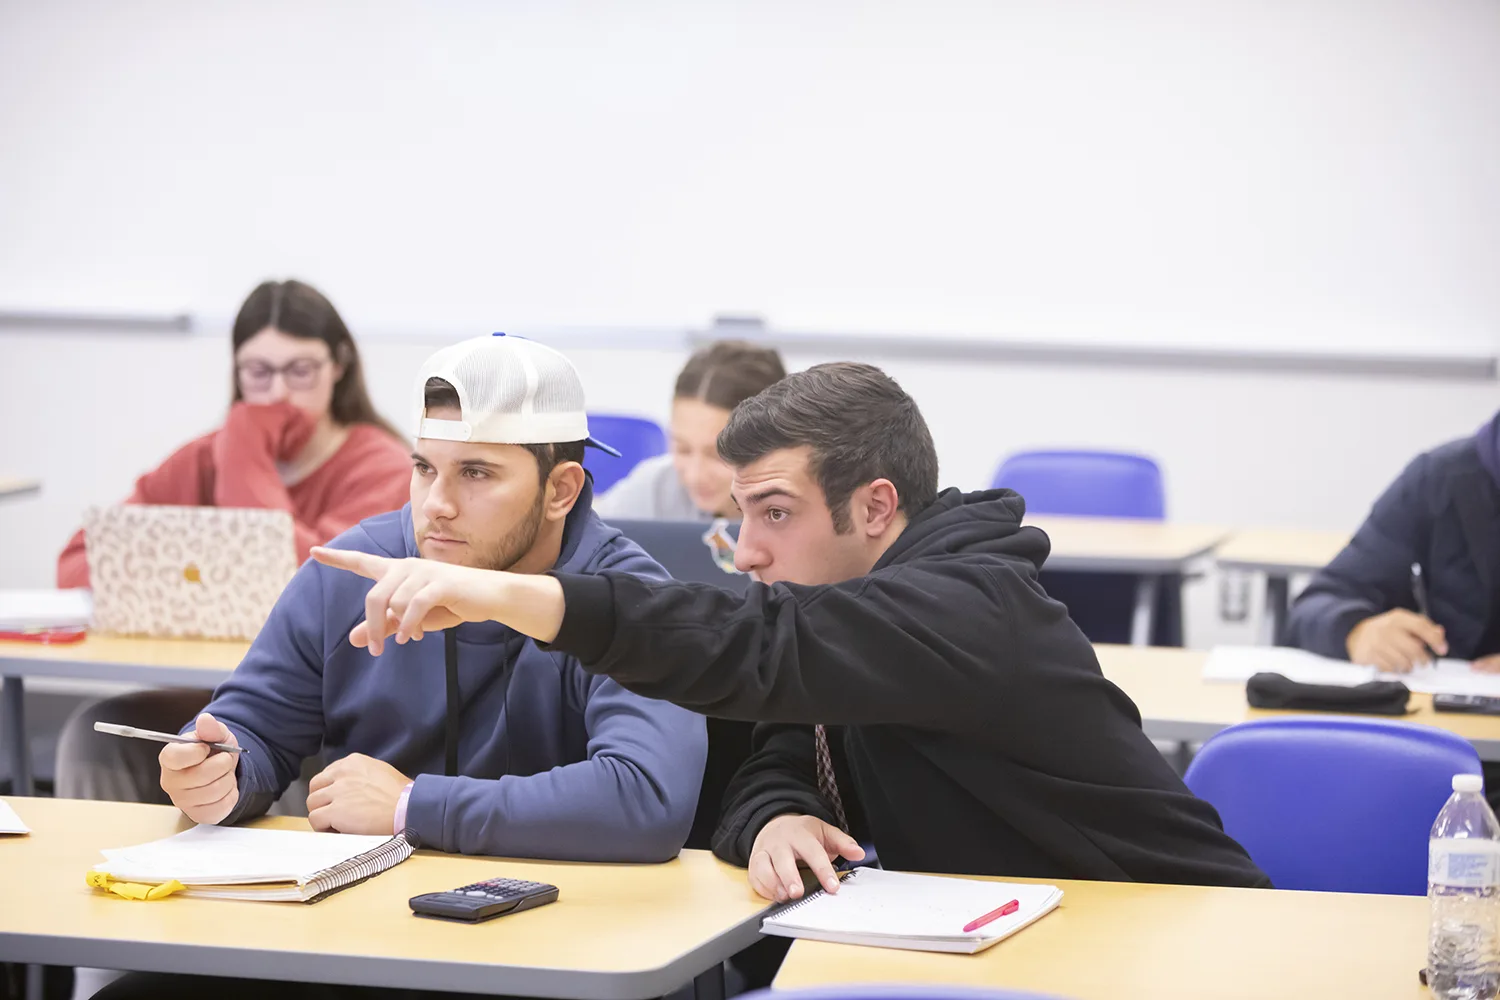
top-left (1429, 840), bottom-right (1500, 888)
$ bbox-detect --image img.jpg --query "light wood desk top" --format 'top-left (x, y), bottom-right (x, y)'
top-left (1095, 644), bottom-right (1500, 759)
top-left (0, 797), bottom-right (769, 999)
top-left (1025, 515), bottom-right (1228, 573)
top-left (0, 634), bottom-right (248, 686)
top-left (0, 477), bottom-right (40, 499)
top-left (773, 872), bottom-right (1427, 999)
top-left (1215, 527), bottom-right (1351, 576)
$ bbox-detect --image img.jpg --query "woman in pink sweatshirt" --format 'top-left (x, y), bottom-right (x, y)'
top-left (54, 279), bottom-right (412, 837)
top-left (57, 279), bottom-right (410, 588)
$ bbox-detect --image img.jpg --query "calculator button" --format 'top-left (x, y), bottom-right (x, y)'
top-left (465, 890), bottom-right (491, 897)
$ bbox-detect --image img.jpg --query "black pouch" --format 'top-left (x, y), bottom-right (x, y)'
top-left (1245, 671), bottom-right (1411, 715)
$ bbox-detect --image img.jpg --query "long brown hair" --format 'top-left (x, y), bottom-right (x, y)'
top-left (230, 279), bottom-right (403, 441)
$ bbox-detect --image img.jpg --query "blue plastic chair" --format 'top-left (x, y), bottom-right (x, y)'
top-left (584, 414), bottom-right (667, 494)
top-left (991, 450), bottom-right (1174, 644)
top-left (990, 450), bottom-right (1164, 519)
top-left (740, 987), bottom-right (1071, 1000)
top-left (1184, 716), bottom-right (1481, 895)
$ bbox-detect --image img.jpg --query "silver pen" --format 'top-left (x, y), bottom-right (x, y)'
top-left (93, 721), bottom-right (245, 754)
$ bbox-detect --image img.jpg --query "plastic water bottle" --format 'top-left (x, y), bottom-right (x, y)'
top-left (1430, 773), bottom-right (1500, 1000)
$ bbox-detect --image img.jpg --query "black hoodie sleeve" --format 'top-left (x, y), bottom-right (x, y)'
top-left (548, 560), bottom-right (1015, 727)
top-left (710, 723), bottom-right (836, 865)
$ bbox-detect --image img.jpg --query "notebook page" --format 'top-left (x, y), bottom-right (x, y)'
top-left (1203, 645), bottom-right (1500, 696)
top-left (96, 825), bottom-right (394, 884)
top-left (1202, 646), bottom-right (1377, 687)
top-left (1393, 659), bottom-right (1500, 696)
top-left (0, 799), bottom-right (29, 835)
top-left (0, 589), bottom-right (92, 630)
top-left (765, 869), bottom-right (1059, 940)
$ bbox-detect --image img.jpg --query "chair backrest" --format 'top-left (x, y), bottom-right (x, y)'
top-left (1184, 715), bottom-right (1482, 894)
top-left (991, 450), bottom-right (1164, 520)
top-left (739, 987), bottom-right (1071, 1000)
top-left (584, 414), bottom-right (668, 495)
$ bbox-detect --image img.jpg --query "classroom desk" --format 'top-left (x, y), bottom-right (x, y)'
top-left (1094, 643), bottom-right (1500, 761)
top-left (1025, 515), bottom-right (1229, 647)
top-left (1215, 528), bottom-right (1351, 644)
top-left (0, 797), bottom-right (770, 1000)
top-left (0, 478), bottom-right (40, 500)
top-left (1, 636), bottom-right (246, 796)
top-left (772, 872), bottom-right (1427, 999)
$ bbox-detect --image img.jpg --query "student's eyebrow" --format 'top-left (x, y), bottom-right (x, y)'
top-left (743, 487), bottom-right (796, 506)
top-left (410, 452), bottom-right (502, 471)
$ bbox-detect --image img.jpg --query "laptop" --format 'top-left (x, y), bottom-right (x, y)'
top-left (84, 505), bottom-right (299, 640)
top-left (607, 519), bottom-right (751, 594)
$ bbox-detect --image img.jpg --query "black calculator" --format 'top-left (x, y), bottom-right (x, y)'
top-left (409, 876), bottom-right (559, 923)
top-left (1433, 693), bottom-right (1500, 716)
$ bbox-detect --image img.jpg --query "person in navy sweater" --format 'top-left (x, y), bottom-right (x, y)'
top-left (155, 334), bottom-right (706, 861)
top-left (1285, 414), bottom-right (1500, 675)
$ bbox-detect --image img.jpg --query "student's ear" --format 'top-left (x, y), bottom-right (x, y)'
top-left (545, 462), bottom-right (587, 522)
top-left (859, 478), bottom-right (902, 538)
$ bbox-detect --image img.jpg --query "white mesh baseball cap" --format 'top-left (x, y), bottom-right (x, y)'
top-left (413, 333), bottom-right (620, 455)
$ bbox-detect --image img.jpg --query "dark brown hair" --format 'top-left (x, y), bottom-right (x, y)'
top-left (675, 341), bottom-right (786, 411)
top-left (717, 362), bottom-right (939, 532)
top-left (423, 378), bottom-right (584, 483)
top-left (231, 279), bottom-right (402, 441)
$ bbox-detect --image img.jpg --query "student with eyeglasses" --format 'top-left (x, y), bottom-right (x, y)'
top-left (56, 279), bottom-right (410, 587)
top-left (52, 280), bottom-right (410, 846)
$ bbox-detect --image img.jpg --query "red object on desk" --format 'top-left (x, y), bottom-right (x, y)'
top-left (0, 628), bottom-right (88, 645)
top-left (962, 898), bottom-right (1020, 933)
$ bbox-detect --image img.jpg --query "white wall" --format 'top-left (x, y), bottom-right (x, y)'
top-left (1, 0), bottom-right (1498, 351)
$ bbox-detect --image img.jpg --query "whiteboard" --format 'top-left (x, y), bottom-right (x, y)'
top-left (1, 0), bottom-right (1497, 356)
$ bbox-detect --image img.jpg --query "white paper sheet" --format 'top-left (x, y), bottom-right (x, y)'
top-left (1202, 645), bottom-right (1500, 696)
top-left (0, 799), bottom-right (30, 835)
top-left (96, 824), bottom-right (393, 884)
top-left (0, 589), bottom-right (92, 630)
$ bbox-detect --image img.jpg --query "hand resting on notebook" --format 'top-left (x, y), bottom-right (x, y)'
top-left (306, 753), bottom-right (412, 835)
top-left (159, 714), bottom-right (241, 824)
top-left (750, 813), bottom-right (865, 903)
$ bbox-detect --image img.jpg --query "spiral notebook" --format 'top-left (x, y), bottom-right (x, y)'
top-left (92, 825), bottom-right (416, 902)
top-left (761, 868), bottom-right (1063, 954)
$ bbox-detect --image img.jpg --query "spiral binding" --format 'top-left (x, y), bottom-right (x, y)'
top-left (772, 867), bottom-right (862, 915)
top-left (303, 829), bottom-right (417, 904)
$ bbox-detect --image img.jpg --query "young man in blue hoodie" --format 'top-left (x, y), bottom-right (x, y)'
top-left (155, 333), bottom-right (707, 862)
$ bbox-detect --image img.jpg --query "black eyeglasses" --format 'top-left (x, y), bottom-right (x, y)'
top-left (236, 358), bottom-right (331, 393)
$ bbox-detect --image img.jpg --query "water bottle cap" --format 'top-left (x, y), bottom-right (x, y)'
top-left (1454, 773), bottom-right (1484, 793)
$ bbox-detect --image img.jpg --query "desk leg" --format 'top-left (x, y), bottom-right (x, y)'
top-left (24, 964), bottom-right (42, 1000)
top-left (2, 675), bottom-right (32, 796)
top-left (1263, 575), bottom-right (1290, 646)
top-left (692, 963), bottom-right (725, 1000)
top-left (1130, 576), bottom-right (1161, 647)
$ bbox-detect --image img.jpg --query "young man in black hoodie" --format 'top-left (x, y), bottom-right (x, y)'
top-left (316, 362), bottom-right (1270, 903)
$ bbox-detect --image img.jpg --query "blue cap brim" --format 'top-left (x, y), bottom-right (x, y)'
top-left (586, 436), bottom-right (622, 458)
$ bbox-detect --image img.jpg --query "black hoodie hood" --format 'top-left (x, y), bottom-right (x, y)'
top-left (877, 487), bottom-right (1050, 572)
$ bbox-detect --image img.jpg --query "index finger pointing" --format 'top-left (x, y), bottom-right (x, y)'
top-left (311, 547), bottom-right (390, 581)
